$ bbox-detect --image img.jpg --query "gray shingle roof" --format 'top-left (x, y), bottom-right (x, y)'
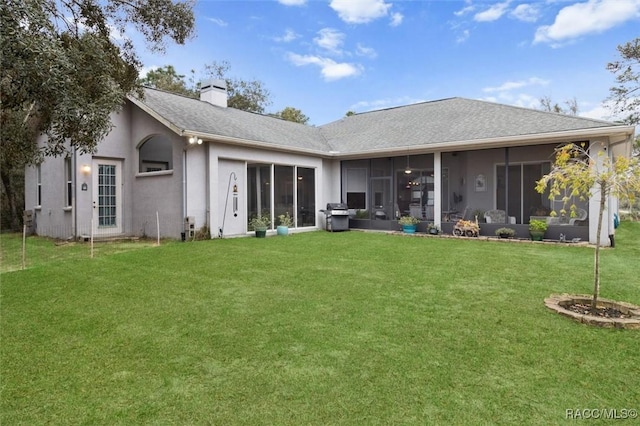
top-left (134, 89), bottom-right (626, 156)
top-left (137, 88), bottom-right (330, 153)
top-left (319, 98), bottom-right (621, 153)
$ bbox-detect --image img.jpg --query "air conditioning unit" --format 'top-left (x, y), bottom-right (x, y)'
top-left (184, 216), bottom-right (195, 238)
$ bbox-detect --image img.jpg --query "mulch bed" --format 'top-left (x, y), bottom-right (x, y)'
top-left (565, 303), bottom-right (628, 319)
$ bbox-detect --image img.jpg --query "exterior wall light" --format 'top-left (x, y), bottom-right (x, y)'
top-left (81, 164), bottom-right (91, 175)
top-left (189, 136), bottom-right (203, 145)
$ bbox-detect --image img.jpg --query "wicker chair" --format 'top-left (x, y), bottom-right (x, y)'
top-left (569, 208), bottom-right (588, 225)
top-left (484, 209), bottom-right (505, 223)
top-left (484, 209), bottom-right (516, 224)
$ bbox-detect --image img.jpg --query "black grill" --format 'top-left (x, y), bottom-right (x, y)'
top-left (321, 203), bottom-right (350, 231)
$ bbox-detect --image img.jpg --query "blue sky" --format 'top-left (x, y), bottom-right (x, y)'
top-left (138, 0), bottom-right (640, 126)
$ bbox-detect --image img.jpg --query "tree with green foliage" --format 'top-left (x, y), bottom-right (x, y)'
top-left (536, 143), bottom-right (640, 310)
top-left (141, 61), bottom-right (274, 114)
top-left (0, 0), bottom-right (195, 229)
top-left (607, 37), bottom-right (640, 126)
top-left (139, 65), bottom-right (197, 97)
top-left (203, 61), bottom-right (271, 113)
top-left (272, 107), bottom-right (310, 124)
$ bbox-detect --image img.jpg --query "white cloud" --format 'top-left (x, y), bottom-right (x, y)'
top-left (474, 1), bottom-right (511, 22)
top-left (534, 0), bottom-right (640, 45)
top-left (350, 96), bottom-right (425, 113)
top-left (274, 29), bottom-right (299, 43)
top-left (356, 43), bottom-right (377, 58)
top-left (456, 29), bottom-right (470, 43)
top-left (483, 77), bottom-right (550, 93)
top-left (481, 93), bottom-right (540, 109)
top-left (207, 17), bottom-right (228, 27)
top-left (330, 0), bottom-right (392, 24)
top-left (581, 98), bottom-right (640, 121)
top-left (314, 28), bottom-right (345, 55)
top-left (390, 12), bottom-right (404, 27)
top-left (454, 4), bottom-right (475, 17)
top-left (278, 0), bottom-right (306, 6)
top-left (138, 66), bottom-right (159, 79)
top-left (580, 103), bottom-right (611, 121)
top-left (511, 4), bottom-right (540, 23)
top-left (286, 53), bottom-right (362, 81)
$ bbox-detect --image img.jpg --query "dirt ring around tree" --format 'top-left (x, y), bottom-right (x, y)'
top-left (544, 294), bottom-right (640, 329)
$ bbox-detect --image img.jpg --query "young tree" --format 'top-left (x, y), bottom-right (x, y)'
top-left (607, 37), bottom-right (640, 126)
top-left (272, 107), bottom-right (310, 124)
top-left (536, 143), bottom-right (640, 309)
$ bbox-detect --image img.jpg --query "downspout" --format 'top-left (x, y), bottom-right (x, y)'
top-left (434, 151), bottom-right (442, 229)
top-left (73, 146), bottom-right (78, 240)
top-left (504, 147), bottom-right (509, 217)
top-left (182, 148), bottom-right (187, 224)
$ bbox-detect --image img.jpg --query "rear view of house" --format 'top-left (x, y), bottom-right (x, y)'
top-left (25, 82), bottom-right (635, 246)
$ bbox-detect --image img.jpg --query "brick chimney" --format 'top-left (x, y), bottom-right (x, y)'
top-left (200, 79), bottom-right (227, 108)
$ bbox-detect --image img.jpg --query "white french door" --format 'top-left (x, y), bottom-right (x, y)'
top-left (92, 159), bottom-right (122, 235)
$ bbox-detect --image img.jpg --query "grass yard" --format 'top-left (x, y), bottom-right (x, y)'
top-left (2, 223), bottom-right (639, 424)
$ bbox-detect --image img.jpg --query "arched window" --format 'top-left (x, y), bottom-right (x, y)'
top-left (138, 135), bottom-right (173, 173)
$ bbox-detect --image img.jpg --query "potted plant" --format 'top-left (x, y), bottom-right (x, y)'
top-left (427, 223), bottom-right (440, 235)
top-left (495, 227), bottom-right (516, 239)
top-left (277, 212), bottom-right (293, 236)
top-left (249, 214), bottom-right (271, 238)
top-left (529, 219), bottom-right (548, 241)
top-left (398, 215), bottom-right (420, 233)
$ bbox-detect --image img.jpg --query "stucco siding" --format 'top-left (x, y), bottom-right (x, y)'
top-left (130, 103), bottom-right (185, 239)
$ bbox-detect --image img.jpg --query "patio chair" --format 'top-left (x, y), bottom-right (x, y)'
top-left (568, 208), bottom-right (588, 225)
top-left (409, 203), bottom-right (423, 219)
top-left (484, 209), bottom-right (516, 224)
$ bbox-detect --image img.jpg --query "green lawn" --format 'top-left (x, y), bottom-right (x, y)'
top-left (2, 224), bottom-right (639, 425)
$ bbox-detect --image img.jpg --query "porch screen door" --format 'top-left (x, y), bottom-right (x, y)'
top-left (496, 162), bottom-right (550, 224)
top-left (92, 159), bottom-right (122, 235)
top-left (370, 177), bottom-right (392, 219)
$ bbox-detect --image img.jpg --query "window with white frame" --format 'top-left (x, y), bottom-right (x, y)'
top-left (138, 135), bottom-right (173, 172)
top-left (36, 164), bottom-right (42, 207)
top-left (65, 157), bottom-right (73, 207)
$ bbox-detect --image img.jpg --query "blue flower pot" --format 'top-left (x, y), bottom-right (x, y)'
top-left (402, 224), bottom-right (417, 234)
top-left (277, 225), bottom-right (289, 236)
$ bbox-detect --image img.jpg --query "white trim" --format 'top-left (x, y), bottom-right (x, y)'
top-left (135, 170), bottom-right (173, 178)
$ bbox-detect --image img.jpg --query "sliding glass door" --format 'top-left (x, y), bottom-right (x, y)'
top-left (247, 163), bottom-right (316, 230)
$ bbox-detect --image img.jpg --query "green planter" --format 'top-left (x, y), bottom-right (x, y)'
top-left (530, 230), bottom-right (545, 241)
top-left (255, 227), bottom-right (267, 238)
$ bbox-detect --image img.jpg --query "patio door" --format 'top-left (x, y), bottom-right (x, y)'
top-left (92, 159), bottom-right (122, 235)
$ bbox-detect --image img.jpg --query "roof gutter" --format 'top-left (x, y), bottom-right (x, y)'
top-left (182, 130), bottom-right (334, 158)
